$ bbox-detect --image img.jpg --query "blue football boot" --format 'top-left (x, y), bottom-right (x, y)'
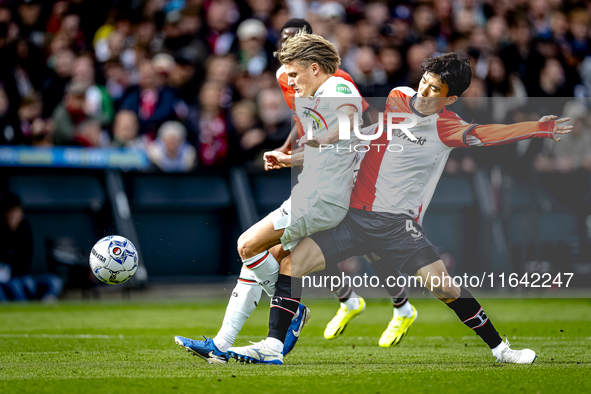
top-left (174, 336), bottom-right (228, 364)
top-left (283, 303), bottom-right (311, 355)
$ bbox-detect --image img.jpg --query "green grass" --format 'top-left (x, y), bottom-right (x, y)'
top-left (1, 297), bottom-right (590, 393)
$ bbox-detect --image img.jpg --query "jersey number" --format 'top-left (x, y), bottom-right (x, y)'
top-left (406, 220), bottom-right (422, 238)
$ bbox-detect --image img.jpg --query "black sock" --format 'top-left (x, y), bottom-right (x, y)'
top-left (446, 287), bottom-right (502, 349)
top-left (320, 260), bottom-right (352, 302)
top-left (391, 288), bottom-right (408, 308)
top-left (268, 274), bottom-right (302, 343)
top-left (334, 284), bottom-right (352, 302)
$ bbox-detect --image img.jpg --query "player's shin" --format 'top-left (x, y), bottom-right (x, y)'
top-left (213, 267), bottom-right (262, 352)
top-left (267, 274), bottom-right (303, 352)
top-left (243, 250), bottom-right (279, 296)
top-left (325, 261), bottom-right (360, 310)
top-left (446, 287), bottom-right (502, 349)
top-left (372, 260), bottom-right (413, 317)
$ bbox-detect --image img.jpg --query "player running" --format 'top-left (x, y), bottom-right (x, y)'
top-left (227, 52), bottom-right (573, 365)
top-left (174, 29), bottom-right (368, 363)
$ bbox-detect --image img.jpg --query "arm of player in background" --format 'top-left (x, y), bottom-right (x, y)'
top-left (264, 150), bottom-right (304, 170)
top-left (298, 105), bottom-right (359, 148)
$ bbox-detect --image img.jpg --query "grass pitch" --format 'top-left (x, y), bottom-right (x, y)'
top-left (1, 297), bottom-right (590, 393)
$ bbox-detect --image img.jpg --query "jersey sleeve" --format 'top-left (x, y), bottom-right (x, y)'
top-left (437, 116), bottom-right (556, 148)
top-left (334, 69), bottom-right (370, 112)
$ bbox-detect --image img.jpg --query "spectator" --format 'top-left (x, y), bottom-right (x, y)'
top-left (119, 59), bottom-right (183, 137)
top-left (147, 120), bottom-right (196, 172)
top-left (15, 0), bottom-right (45, 47)
top-left (256, 88), bottom-right (290, 148)
top-left (73, 119), bottom-right (106, 147)
top-left (44, 48), bottom-right (75, 116)
top-left (0, 84), bottom-right (19, 145)
top-left (111, 110), bottom-right (146, 150)
top-left (485, 56), bottom-right (528, 122)
top-left (170, 49), bottom-right (205, 106)
top-left (103, 59), bottom-right (130, 104)
top-left (527, 57), bottom-right (568, 97)
top-left (204, 0), bottom-right (237, 55)
top-left (536, 101), bottom-right (591, 173)
top-left (235, 19), bottom-right (275, 77)
top-left (350, 46), bottom-right (387, 98)
top-left (0, 191), bottom-right (63, 302)
top-left (186, 80), bottom-right (230, 166)
top-left (52, 81), bottom-right (93, 145)
top-left (71, 54), bottom-right (114, 127)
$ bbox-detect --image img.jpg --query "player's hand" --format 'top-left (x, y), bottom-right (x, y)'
top-left (539, 115), bottom-right (573, 142)
top-left (264, 151), bottom-right (291, 171)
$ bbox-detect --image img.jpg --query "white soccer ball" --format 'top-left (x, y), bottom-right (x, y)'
top-left (89, 235), bottom-right (138, 285)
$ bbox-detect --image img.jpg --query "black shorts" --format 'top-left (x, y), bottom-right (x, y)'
top-left (310, 208), bottom-right (440, 275)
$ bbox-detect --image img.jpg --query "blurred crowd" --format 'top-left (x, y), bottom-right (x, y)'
top-left (0, 0), bottom-right (590, 173)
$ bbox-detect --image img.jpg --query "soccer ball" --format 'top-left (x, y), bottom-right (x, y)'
top-left (89, 235), bottom-right (138, 285)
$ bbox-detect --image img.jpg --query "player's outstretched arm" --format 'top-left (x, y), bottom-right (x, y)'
top-left (539, 115), bottom-right (573, 142)
top-left (446, 115), bottom-right (574, 148)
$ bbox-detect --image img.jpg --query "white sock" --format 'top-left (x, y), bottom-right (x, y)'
top-left (491, 340), bottom-right (507, 357)
top-left (243, 250), bottom-right (279, 296)
top-left (394, 301), bottom-right (414, 318)
top-left (213, 336), bottom-right (232, 352)
top-left (342, 291), bottom-right (360, 310)
top-left (213, 267), bottom-right (262, 351)
top-left (265, 337), bottom-right (284, 353)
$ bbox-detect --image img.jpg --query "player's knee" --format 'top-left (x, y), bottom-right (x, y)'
top-left (237, 231), bottom-right (259, 260)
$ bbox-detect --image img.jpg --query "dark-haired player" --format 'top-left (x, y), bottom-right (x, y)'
top-left (228, 52), bottom-right (572, 364)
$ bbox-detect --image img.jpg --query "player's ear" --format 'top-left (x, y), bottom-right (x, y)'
top-left (445, 95), bottom-right (458, 106)
top-left (311, 63), bottom-right (320, 76)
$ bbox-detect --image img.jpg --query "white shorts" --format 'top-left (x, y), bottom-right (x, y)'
top-left (269, 195), bottom-right (348, 252)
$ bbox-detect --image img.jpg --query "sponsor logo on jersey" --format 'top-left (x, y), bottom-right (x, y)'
top-left (336, 84), bottom-right (352, 94)
top-left (389, 128), bottom-right (427, 145)
top-left (232, 291), bottom-right (238, 297)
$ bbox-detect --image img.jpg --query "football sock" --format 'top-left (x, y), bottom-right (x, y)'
top-left (268, 274), bottom-right (302, 344)
top-left (446, 287), bottom-right (502, 349)
top-left (265, 337), bottom-right (284, 353)
top-left (394, 300), bottom-right (414, 318)
top-left (391, 287), bottom-right (408, 307)
top-left (213, 266), bottom-right (262, 351)
top-left (390, 286), bottom-right (413, 317)
top-left (242, 250), bottom-right (279, 296)
top-left (371, 256), bottom-right (411, 311)
top-left (333, 283), bottom-right (352, 302)
top-left (342, 291), bottom-right (360, 310)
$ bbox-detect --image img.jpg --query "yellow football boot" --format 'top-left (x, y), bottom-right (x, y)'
top-left (324, 297), bottom-right (366, 339)
top-left (379, 304), bottom-right (417, 347)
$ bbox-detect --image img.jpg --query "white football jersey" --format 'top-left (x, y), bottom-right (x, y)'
top-left (292, 76), bottom-right (364, 209)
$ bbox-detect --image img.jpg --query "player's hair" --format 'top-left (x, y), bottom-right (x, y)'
top-left (421, 53), bottom-right (472, 97)
top-left (274, 31), bottom-right (340, 75)
top-left (281, 18), bottom-right (313, 34)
